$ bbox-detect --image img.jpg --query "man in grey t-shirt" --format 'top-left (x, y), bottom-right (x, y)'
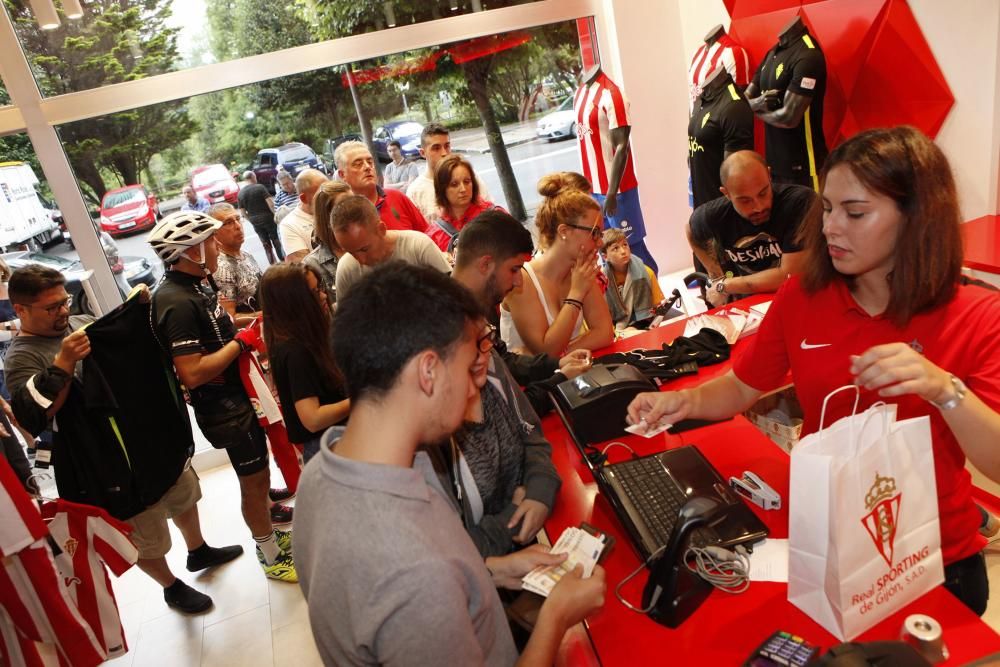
top-left (295, 262), bottom-right (606, 666)
top-left (332, 194), bottom-right (450, 299)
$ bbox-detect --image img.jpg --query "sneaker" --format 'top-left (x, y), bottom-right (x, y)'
top-left (270, 503), bottom-right (294, 525)
top-left (268, 487), bottom-right (294, 503)
top-left (186, 543), bottom-right (245, 572)
top-left (981, 511), bottom-right (1000, 539)
top-left (275, 529), bottom-right (292, 554)
top-left (256, 546), bottom-right (298, 583)
top-left (163, 580), bottom-right (213, 614)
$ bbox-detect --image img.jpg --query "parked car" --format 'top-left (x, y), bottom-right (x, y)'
top-left (536, 96), bottom-right (576, 141)
top-left (99, 185), bottom-right (160, 237)
top-left (322, 134), bottom-right (363, 172)
top-left (190, 164), bottom-right (239, 205)
top-left (371, 121), bottom-right (424, 162)
top-left (3, 245), bottom-right (157, 315)
top-left (251, 143), bottom-right (325, 193)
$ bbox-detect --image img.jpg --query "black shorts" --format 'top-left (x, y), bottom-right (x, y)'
top-left (195, 396), bottom-right (270, 477)
top-left (252, 222), bottom-right (281, 245)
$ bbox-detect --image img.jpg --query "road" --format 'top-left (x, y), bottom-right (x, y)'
top-left (53, 136), bottom-right (581, 273)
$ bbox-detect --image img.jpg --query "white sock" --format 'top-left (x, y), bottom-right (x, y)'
top-left (254, 533), bottom-right (280, 565)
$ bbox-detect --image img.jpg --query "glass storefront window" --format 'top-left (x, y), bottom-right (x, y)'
top-left (0, 133), bottom-right (150, 315)
top-left (4, 0), bottom-right (542, 97)
top-left (52, 19), bottom-right (591, 272)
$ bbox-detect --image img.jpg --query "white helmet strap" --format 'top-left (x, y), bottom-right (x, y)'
top-left (180, 241), bottom-right (208, 273)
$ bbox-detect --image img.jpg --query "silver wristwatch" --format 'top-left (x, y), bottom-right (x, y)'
top-left (931, 374), bottom-right (967, 411)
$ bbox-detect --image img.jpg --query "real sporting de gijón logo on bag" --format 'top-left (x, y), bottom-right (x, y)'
top-left (852, 473), bottom-right (932, 615)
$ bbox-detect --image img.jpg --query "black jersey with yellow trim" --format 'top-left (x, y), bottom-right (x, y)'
top-left (751, 29), bottom-right (828, 189)
top-left (688, 71), bottom-right (754, 208)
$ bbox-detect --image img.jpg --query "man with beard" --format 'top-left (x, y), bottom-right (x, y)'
top-left (450, 210), bottom-right (591, 416)
top-left (686, 150), bottom-right (815, 305)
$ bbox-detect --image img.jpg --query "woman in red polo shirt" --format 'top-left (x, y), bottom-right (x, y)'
top-left (428, 154), bottom-right (503, 254)
top-left (628, 126), bottom-right (1000, 616)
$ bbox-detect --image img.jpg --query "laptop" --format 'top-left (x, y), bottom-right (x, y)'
top-left (551, 398), bottom-right (769, 562)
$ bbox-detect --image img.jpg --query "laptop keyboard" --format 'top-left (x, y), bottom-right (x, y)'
top-left (612, 456), bottom-right (691, 550)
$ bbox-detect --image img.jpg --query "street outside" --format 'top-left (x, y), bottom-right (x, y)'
top-left (50, 130), bottom-right (581, 275)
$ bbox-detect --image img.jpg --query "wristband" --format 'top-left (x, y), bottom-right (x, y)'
top-left (563, 298), bottom-right (583, 310)
top-left (234, 337), bottom-right (250, 354)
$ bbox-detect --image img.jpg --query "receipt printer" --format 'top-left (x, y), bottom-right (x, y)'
top-left (551, 363), bottom-right (656, 444)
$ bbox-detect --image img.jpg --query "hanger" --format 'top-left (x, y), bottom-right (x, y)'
top-left (703, 24), bottom-right (725, 46)
top-left (27, 471), bottom-right (58, 506)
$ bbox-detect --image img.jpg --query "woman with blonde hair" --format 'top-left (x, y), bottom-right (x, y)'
top-left (305, 179), bottom-right (352, 303)
top-left (500, 173), bottom-right (613, 355)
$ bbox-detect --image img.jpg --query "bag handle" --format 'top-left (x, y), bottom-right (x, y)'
top-left (818, 384), bottom-right (861, 432)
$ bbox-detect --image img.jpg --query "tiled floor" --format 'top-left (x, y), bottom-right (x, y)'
top-left (104, 463), bottom-right (321, 667)
top-left (102, 463), bottom-right (1000, 667)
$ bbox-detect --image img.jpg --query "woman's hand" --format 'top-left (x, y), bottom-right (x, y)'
top-left (568, 248), bottom-right (599, 302)
top-left (850, 343), bottom-right (952, 403)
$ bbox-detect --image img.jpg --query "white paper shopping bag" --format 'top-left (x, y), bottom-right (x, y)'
top-left (788, 386), bottom-right (944, 640)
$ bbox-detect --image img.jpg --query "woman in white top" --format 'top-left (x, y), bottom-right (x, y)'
top-left (501, 173), bottom-right (614, 355)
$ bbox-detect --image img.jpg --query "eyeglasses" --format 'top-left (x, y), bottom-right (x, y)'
top-left (23, 295), bottom-right (72, 315)
top-left (220, 216), bottom-right (241, 227)
top-left (476, 323), bottom-right (498, 354)
top-left (565, 223), bottom-right (602, 240)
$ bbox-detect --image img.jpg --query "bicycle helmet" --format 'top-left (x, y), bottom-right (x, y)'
top-left (148, 211), bottom-right (222, 265)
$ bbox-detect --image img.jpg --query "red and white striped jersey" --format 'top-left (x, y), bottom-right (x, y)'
top-left (239, 349), bottom-right (303, 492)
top-left (0, 539), bottom-right (105, 667)
top-left (573, 72), bottom-right (638, 195)
top-left (688, 35), bottom-right (751, 113)
top-left (0, 458), bottom-right (46, 558)
top-left (42, 500), bottom-right (137, 659)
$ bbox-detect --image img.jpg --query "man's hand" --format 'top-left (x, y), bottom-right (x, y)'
top-left (136, 284), bottom-right (151, 304)
top-left (626, 390), bottom-right (691, 428)
top-left (706, 277), bottom-right (727, 308)
top-left (487, 544), bottom-right (568, 591)
top-left (55, 330), bottom-right (91, 366)
top-left (850, 343), bottom-right (951, 403)
top-left (558, 349), bottom-right (592, 379)
top-left (0, 398), bottom-right (13, 437)
top-left (543, 563), bottom-right (607, 628)
top-left (508, 498), bottom-right (550, 544)
top-left (234, 325), bottom-right (264, 354)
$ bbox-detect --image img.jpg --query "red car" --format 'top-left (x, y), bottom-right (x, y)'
top-left (99, 185), bottom-right (160, 237)
top-left (190, 164), bottom-right (239, 205)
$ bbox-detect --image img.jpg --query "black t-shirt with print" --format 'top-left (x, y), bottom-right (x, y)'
top-left (688, 71), bottom-right (754, 208)
top-left (751, 28), bottom-right (828, 181)
top-left (269, 337), bottom-right (346, 444)
top-left (151, 270), bottom-right (244, 410)
top-left (688, 182), bottom-right (815, 276)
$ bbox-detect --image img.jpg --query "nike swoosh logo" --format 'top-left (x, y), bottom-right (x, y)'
top-left (800, 339), bottom-right (832, 350)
